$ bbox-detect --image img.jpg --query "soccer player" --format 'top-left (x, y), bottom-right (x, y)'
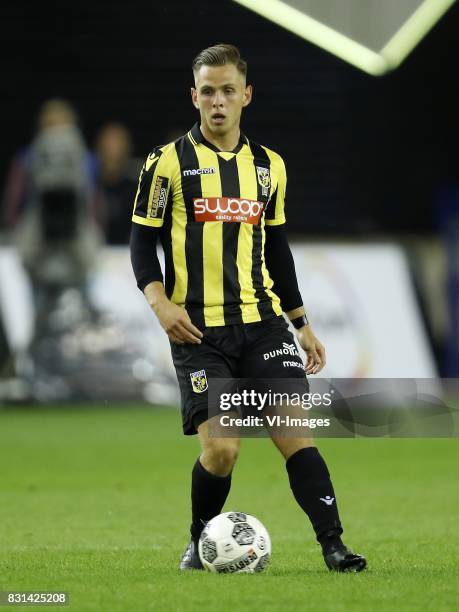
top-left (130, 44), bottom-right (366, 573)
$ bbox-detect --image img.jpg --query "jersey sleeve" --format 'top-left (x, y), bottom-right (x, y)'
top-left (265, 153), bottom-right (286, 227)
top-left (132, 147), bottom-right (172, 228)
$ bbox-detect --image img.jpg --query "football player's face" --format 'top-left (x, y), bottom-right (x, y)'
top-left (191, 64), bottom-right (252, 136)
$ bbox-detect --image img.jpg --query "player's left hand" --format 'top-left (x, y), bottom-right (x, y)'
top-left (295, 325), bottom-right (326, 375)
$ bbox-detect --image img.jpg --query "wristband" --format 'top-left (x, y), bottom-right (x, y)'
top-left (291, 314), bottom-right (308, 329)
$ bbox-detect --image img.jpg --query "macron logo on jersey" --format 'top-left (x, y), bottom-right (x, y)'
top-left (183, 167), bottom-right (216, 176)
top-left (194, 197), bottom-right (264, 225)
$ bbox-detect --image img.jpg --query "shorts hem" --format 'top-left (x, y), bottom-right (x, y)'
top-left (183, 408), bottom-right (209, 436)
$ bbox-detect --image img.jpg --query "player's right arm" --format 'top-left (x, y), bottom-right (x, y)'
top-left (141, 277), bottom-right (202, 345)
top-left (130, 148), bottom-right (202, 345)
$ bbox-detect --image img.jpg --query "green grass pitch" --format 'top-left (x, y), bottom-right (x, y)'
top-left (0, 406), bottom-right (458, 611)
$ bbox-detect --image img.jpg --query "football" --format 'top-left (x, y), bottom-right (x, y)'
top-left (198, 511), bottom-right (271, 573)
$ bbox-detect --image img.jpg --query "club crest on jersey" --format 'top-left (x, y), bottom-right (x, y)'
top-left (190, 369), bottom-right (208, 393)
top-left (256, 166), bottom-right (271, 197)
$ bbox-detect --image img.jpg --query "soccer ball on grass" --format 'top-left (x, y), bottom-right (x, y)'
top-left (199, 511), bottom-right (271, 573)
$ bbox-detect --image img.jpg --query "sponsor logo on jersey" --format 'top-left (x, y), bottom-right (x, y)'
top-left (149, 176), bottom-right (169, 219)
top-left (193, 197), bottom-right (264, 224)
top-left (183, 167), bottom-right (216, 176)
top-left (190, 369), bottom-right (208, 393)
top-left (263, 342), bottom-right (299, 361)
top-left (256, 166), bottom-right (271, 197)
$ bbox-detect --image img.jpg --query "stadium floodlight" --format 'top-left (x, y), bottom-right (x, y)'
top-left (232, 0), bottom-right (456, 75)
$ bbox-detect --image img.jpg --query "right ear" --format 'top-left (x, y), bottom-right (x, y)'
top-left (191, 87), bottom-right (199, 109)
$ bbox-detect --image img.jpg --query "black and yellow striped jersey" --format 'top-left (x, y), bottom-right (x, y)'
top-left (132, 122), bottom-right (287, 328)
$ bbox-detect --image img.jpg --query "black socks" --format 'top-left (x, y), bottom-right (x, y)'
top-left (189, 448), bottom-right (343, 553)
top-left (286, 447), bottom-right (343, 549)
top-left (190, 458), bottom-right (232, 542)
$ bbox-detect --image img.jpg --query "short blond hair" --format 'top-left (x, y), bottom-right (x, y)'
top-left (192, 44), bottom-right (247, 78)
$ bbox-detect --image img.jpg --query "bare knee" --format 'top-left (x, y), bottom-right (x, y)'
top-left (271, 436), bottom-right (315, 460)
top-left (197, 418), bottom-right (240, 476)
top-left (200, 440), bottom-right (240, 476)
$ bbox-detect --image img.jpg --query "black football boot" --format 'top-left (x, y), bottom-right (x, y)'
top-left (179, 539), bottom-right (203, 570)
top-left (321, 531), bottom-right (367, 573)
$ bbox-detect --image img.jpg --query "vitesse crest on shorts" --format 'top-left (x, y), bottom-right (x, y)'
top-left (256, 166), bottom-right (271, 197)
top-left (190, 369), bottom-right (208, 393)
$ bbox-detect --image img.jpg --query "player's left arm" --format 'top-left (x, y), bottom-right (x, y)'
top-left (264, 154), bottom-right (325, 375)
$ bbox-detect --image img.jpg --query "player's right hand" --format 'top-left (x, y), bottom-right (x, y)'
top-left (152, 298), bottom-right (203, 345)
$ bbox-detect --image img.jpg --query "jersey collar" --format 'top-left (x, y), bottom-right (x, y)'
top-left (190, 122), bottom-right (248, 154)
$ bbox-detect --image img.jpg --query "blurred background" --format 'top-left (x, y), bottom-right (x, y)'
top-left (1, 0), bottom-right (458, 404)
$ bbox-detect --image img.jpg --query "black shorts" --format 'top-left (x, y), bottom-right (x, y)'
top-left (170, 315), bottom-right (308, 435)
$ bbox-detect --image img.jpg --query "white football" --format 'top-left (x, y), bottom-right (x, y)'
top-left (198, 511), bottom-right (271, 573)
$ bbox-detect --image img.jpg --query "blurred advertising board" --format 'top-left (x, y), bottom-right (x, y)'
top-left (0, 243), bottom-right (436, 403)
top-left (290, 243), bottom-right (436, 378)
